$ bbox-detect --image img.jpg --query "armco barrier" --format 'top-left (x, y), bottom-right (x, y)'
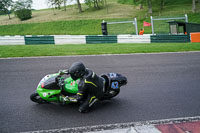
top-left (0, 36), bottom-right (25, 45)
top-left (0, 35), bottom-right (192, 45)
top-left (118, 35), bottom-right (151, 43)
top-left (54, 35), bottom-right (86, 44)
top-left (86, 35), bottom-right (117, 44)
top-left (151, 35), bottom-right (190, 43)
top-left (25, 36), bottom-right (55, 45)
top-left (190, 32), bottom-right (200, 43)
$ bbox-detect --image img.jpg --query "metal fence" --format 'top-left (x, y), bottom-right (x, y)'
top-left (150, 14), bottom-right (188, 35)
top-left (106, 18), bottom-right (138, 35)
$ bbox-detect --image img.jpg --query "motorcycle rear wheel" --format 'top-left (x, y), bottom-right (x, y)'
top-left (30, 92), bottom-right (50, 104)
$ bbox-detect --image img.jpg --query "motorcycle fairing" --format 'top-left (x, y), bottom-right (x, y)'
top-left (101, 73), bottom-right (127, 90)
top-left (37, 86), bottom-right (61, 102)
top-left (108, 73), bottom-right (127, 87)
top-left (36, 73), bottom-right (79, 102)
top-left (43, 76), bottom-right (60, 90)
top-left (64, 77), bottom-right (79, 94)
top-left (36, 74), bottom-right (61, 102)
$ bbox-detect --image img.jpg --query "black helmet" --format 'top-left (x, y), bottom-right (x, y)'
top-left (69, 62), bottom-right (86, 80)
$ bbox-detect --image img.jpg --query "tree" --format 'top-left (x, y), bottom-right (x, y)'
top-left (63, 0), bottom-right (67, 11)
top-left (160, 0), bottom-right (164, 10)
top-left (48, 0), bottom-right (69, 10)
top-left (54, 0), bottom-right (63, 9)
top-left (192, 0), bottom-right (196, 13)
top-left (15, 8), bottom-right (32, 20)
top-left (85, 0), bottom-right (105, 9)
top-left (12, 0), bottom-right (32, 11)
top-left (47, 0), bottom-right (57, 15)
top-left (13, 0), bottom-right (33, 20)
top-left (77, 0), bottom-right (83, 13)
top-left (0, 0), bottom-right (13, 19)
top-left (147, 0), bottom-right (152, 14)
top-left (199, 0), bottom-right (200, 7)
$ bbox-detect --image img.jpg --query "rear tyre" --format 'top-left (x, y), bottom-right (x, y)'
top-left (30, 92), bottom-right (50, 104)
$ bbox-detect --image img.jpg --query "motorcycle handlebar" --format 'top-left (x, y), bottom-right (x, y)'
top-left (58, 69), bottom-right (69, 75)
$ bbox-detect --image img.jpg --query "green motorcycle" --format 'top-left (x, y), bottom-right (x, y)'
top-left (30, 70), bottom-right (127, 104)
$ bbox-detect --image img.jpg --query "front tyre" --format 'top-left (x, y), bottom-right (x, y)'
top-left (30, 92), bottom-right (50, 104)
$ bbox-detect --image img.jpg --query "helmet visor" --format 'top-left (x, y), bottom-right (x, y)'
top-left (70, 71), bottom-right (79, 80)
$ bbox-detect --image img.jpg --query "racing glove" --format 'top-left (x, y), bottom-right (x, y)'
top-left (58, 69), bottom-right (69, 76)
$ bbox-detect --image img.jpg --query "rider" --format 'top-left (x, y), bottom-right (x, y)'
top-left (59, 62), bottom-right (104, 113)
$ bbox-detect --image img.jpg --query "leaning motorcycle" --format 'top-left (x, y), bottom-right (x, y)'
top-left (30, 70), bottom-right (127, 104)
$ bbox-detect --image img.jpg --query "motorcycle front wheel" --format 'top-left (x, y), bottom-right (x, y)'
top-left (30, 92), bottom-right (50, 104)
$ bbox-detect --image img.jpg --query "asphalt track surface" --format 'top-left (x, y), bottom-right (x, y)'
top-left (0, 52), bottom-right (200, 132)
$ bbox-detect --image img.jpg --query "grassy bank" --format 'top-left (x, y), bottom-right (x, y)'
top-left (0, 1), bottom-right (143, 26)
top-left (0, 0), bottom-right (200, 35)
top-left (0, 19), bottom-right (102, 35)
top-left (0, 13), bottom-right (199, 35)
top-left (0, 43), bottom-right (200, 58)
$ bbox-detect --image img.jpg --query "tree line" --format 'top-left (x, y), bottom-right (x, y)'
top-left (120, 0), bottom-right (200, 14)
top-left (47, 0), bottom-right (107, 13)
top-left (0, 0), bottom-right (32, 20)
top-left (0, 0), bottom-right (107, 20)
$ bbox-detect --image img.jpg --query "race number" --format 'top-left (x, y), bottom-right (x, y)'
top-left (111, 81), bottom-right (119, 89)
top-left (109, 73), bottom-right (117, 78)
top-left (43, 92), bottom-right (47, 97)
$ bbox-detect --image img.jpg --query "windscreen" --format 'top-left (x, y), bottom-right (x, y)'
top-left (43, 76), bottom-right (60, 90)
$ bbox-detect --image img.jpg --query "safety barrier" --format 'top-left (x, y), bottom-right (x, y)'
top-left (25, 36), bottom-right (54, 45)
top-left (0, 36), bottom-right (25, 45)
top-left (190, 32), bottom-right (200, 43)
top-left (118, 35), bottom-right (151, 43)
top-left (54, 35), bottom-right (86, 44)
top-left (86, 35), bottom-right (117, 44)
top-left (150, 35), bottom-right (190, 43)
top-left (0, 34), bottom-right (194, 45)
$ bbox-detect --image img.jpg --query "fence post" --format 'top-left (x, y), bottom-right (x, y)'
top-left (185, 14), bottom-right (188, 22)
top-left (134, 18), bottom-right (138, 35)
top-left (151, 16), bottom-right (154, 35)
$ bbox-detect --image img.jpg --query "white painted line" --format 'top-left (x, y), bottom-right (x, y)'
top-left (0, 51), bottom-right (200, 60)
top-left (89, 127), bottom-right (138, 133)
top-left (134, 125), bottom-right (161, 133)
top-left (129, 127), bottom-right (139, 133)
top-left (90, 126), bottom-right (161, 133)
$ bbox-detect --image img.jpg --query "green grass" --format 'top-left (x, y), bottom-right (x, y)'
top-left (0, 13), bottom-right (199, 35)
top-left (0, 20), bottom-right (103, 35)
top-left (0, 43), bottom-right (200, 58)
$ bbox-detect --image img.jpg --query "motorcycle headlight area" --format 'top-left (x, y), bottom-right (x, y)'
top-left (37, 75), bottom-right (49, 88)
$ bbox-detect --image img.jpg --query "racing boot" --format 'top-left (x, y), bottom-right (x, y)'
top-left (59, 95), bottom-right (78, 105)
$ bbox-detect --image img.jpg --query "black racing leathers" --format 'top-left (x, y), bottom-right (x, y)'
top-left (70, 69), bottom-right (104, 112)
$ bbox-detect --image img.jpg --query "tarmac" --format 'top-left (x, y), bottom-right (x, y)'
top-left (1, 52), bottom-right (200, 133)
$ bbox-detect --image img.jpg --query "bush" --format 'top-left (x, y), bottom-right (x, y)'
top-left (0, 11), bottom-right (6, 15)
top-left (15, 9), bottom-right (32, 21)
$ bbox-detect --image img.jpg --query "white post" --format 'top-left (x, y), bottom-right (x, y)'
top-left (134, 18), bottom-right (138, 35)
top-left (185, 14), bottom-right (188, 22)
top-left (151, 16), bottom-right (154, 35)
